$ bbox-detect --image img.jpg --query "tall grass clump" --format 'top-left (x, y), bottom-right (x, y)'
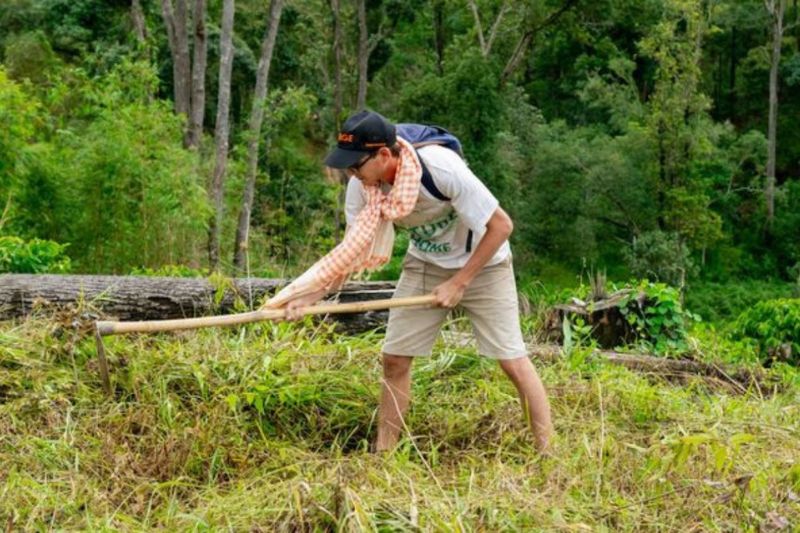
top-left (0, 308), bottom-right (798, 530)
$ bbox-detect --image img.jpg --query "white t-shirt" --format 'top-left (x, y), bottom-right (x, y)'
top-left (344, 144), bottom-right (511, 269)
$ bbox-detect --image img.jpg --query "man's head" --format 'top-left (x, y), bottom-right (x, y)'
top-left (324, 110), bottom-right (401, 186)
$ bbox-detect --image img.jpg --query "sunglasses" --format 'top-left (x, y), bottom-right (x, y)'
top-left (348, 152), bottom-right (377, 173)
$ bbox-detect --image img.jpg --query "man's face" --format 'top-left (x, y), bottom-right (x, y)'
top-left (348, 147), bottom-right (393, 187)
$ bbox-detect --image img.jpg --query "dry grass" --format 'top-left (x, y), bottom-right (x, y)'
top-left (1, 310), bottom-right (798, 531)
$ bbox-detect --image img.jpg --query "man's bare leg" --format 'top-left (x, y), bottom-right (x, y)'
top-left (498, 356), bottom-right (553, 452)
top-left (374, 354), bottom-right (414, 452)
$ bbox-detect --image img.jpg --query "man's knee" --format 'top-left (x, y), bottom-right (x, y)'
top-left (382, 353), bottom-right (413, 380)
top-left (498, 356), bottom-right (532, 381)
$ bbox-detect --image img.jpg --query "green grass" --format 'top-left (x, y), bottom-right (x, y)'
top-left (1, 309), bottom-right (798, 531)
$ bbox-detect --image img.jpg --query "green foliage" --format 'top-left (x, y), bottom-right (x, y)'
top-left (617, 280), bottom-right (697, 354)
top-left (0, 235), bottom-right (71, 273)
top-left (772, 180), bottom-right (800, 277)
top-left (557, 279), bottom-right (696, 355)
top-left (662, 431), bottom-right (757, 475)
top-left (3, 30), bottom-right (59, 83)
top-left (0, 67), bottom-right (38, 187)
top-left (685, 280), bottom-right (798, 324)
top-left (2, 59), bottom-right (211, 273)
top-left (561, 315), bottom-right (596, 357)
top-left (625, 230), bottom-right (695, 287)
top-left (732, 299), bottom-right (800, 365)
top-left (397, 47), bottom-right (508, 192)
top-left (1, 0), bottom-right (798, 285)
top-left (663, 187), bottom-right (724, 251)
top-left (242, 86), bottom-right (338, 270)
top-left (62, 87), bottom-right (209, 271)
top-left (688, 323), bottom-right (761, 365)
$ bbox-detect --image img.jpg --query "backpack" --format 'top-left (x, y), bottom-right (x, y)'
top-left (395, 123), bottom-right (463, 202)
top-left (395, 124), bottom-right (475, 252)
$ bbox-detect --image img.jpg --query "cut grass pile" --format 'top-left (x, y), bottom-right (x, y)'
top-left (0, 312), bottom-right (798, 531)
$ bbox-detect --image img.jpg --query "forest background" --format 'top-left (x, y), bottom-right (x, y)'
top-left (2, 1), bottom-right (800, 530)
top-left (1, 0), bottom-right (799, 322)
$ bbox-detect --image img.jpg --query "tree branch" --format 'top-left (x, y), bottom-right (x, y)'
top-left (467, 0), bottom-right (487, 54)
top-left (160, 0), bottom-right (177, 57)
top-left (0, 193), bottom-right (11, 232)
top-left (367, 20), bottom-right (387, 55)
top-left (131, 0), bottom-right (148, 43)
top-left (500, 0), bottom-right (580, 84)
top-left (485, 1), bottom-right (510, 57)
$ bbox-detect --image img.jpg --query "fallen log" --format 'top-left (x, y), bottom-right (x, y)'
top-left (0, 274), bottom-right (396, 335)
top-left (527, 343), bottom-right (772, 393)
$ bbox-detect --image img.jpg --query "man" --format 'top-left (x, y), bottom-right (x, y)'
top-left (282, 110), bottom-right (552, 452)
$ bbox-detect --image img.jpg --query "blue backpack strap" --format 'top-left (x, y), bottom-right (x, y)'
top-left (416, 148), bottom-right (450, 201)
top-left (399, 124), bottom-right (475, 253)
top-left (397, 123), bottom-right (461, 202)
top-left (415, 147), bottom-right (473, 252)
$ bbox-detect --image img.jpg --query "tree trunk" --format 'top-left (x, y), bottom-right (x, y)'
top-left (331, 0), bottom-right (344, 124)
top-left (161, 0), bottom-right (192, 117)
top-left (208, 0), bottom-right (236, 271)
top-left (432, 0), bottom-right (445, 75)
top-left (174, 0), bottom-right (192, 117)
top-left (329, 0), bottom-right (348, 242)
top-left (796, 0), bottom-right (799, 44)
top-left (765, 0), bottom-right (786, 225)
top-left (131, 0), bottom-right (148, 43)
top-left (161, 0), bottom-right (179, 102)
top-left (186, 0), bottom-right (208, 149)
top-left (0, 274), bottom-right (396, 335)
top-left (729, 26), bottom-right (736, 117)
top-left (356, 0), bottom-right (368, 109)
top-left (233, 0), bottom-right (284, 272)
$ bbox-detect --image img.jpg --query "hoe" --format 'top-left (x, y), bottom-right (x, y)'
top-left (93, 294), bottom-right (436, 395)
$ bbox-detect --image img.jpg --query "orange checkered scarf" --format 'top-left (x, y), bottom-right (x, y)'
top-left (264, 137), bottom-right (422, 308)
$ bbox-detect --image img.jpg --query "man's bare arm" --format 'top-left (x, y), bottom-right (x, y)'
top-left (432, 206), bottom-right (513, 308)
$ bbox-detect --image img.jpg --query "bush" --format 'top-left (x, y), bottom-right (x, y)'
top-left (0, 235), bottom-right (71, 273)
top-left (685, 280), bottom-right (798, 324)
top-left (624, 230), bottom-right (696, 287)
top-left (53, 60), bottom-right (210, 272)
top-left (732, 299), bottom-right (800, 365)
top-left (617, 281), bottom-right (697, 354)
top-left (555, 279), bottom-right (697, 355)
top-left (0, 67), bottom-right (38, 187)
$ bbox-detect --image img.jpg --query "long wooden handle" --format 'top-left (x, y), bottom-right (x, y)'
top-left (95, 294), bottom-right (436, 336)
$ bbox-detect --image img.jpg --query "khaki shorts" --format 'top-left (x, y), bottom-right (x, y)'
top-left (383, 254), bottom-right (527, 359)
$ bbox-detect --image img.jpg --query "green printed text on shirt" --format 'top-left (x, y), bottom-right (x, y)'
top-left (409, 210), bottom-right (457, 254)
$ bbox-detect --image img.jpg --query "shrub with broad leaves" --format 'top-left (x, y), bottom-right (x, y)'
top-left (0, 236), bottom-right (71, 273)
top-left (732, 299), bottom-right (800, 366)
